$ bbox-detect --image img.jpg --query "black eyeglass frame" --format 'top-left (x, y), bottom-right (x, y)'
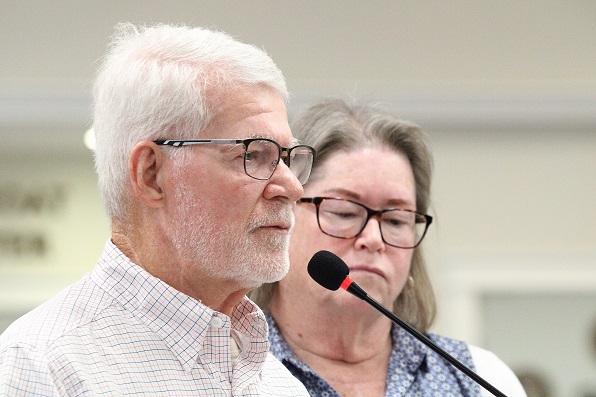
top-left (298, 196), bottom-right (433, 249)
top-left (153, 138), bottom-right (316, 184)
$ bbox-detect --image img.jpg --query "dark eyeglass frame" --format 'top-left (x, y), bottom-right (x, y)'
top-left (298, 196), bottom-right (433, 249)
top-left (153, 138), bottom-right (316, 184)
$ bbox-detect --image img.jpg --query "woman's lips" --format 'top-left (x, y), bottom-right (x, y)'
top-left (349, 266), bottom-right (386, 280)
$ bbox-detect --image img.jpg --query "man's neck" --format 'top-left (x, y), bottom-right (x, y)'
top-left (110, 223), bottom-right (248, 317)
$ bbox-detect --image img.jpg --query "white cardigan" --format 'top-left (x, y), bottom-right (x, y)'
top-left (470, 345), bottom-right (528, 397)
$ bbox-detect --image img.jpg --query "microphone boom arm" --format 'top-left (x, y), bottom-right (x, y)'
top-left (345, 282), bottom-right (508, 397)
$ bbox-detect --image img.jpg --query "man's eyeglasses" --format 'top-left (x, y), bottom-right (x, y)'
top-left (154, 138), bottom-right (316, 185)
top-left (298, 197), bottom-right (433, 249)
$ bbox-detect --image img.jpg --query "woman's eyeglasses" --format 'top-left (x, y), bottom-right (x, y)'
top-left (298, 197), bottom-right (432, 249)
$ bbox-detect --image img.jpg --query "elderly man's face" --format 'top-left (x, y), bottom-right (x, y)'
top-left (166, 85), bottom-right (302, 288)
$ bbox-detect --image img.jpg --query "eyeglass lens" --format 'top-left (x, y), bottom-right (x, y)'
top-left (317, 198), bottom-right (427, 248)
top-left (244, 140), bottom-right (313, 184)
top-left (244, 139), bottom-right (279, 180)
top-left (288, 146), bottom-right (315, 184)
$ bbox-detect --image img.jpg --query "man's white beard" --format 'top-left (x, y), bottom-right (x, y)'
top-left (169, 184), bottom-right (292, 289)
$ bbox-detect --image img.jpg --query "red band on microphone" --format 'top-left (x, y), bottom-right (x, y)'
top-left (340, 276), bottom-right (353, 291)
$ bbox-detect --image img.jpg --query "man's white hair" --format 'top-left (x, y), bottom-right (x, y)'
top-left (92, 23), bottom-right (288, 220)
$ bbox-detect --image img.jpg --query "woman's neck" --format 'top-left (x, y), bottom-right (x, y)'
top-left (269, 291), bottom-right (394, 396)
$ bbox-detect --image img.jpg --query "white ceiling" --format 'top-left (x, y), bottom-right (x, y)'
top-left (1, 1), bottom-right (595, 156)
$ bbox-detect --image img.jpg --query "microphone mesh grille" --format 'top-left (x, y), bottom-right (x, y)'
top-left (307, 250), bottom-right (349, 291)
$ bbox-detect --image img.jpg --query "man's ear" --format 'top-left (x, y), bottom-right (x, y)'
top-left (129, 141), bottom-right (166, 208)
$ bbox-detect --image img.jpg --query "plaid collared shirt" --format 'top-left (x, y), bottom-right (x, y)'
top-left (0, 240), bottom-right (308, 396)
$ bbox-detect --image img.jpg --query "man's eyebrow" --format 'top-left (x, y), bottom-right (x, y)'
top-left (244, 132), bottom-right (263, 139)
top-left (243, 132), bottom-right (277, 141)
top-left (243, 133), bottom-right (300, 147)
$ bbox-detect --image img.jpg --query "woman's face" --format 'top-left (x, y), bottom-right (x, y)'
top-left (280, 146), bottom-right (417, 310)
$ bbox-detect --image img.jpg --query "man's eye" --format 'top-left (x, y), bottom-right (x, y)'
top-left (245, 150), bottom-right (266, 163)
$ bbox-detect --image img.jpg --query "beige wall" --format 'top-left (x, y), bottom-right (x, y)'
top-left (0, 153), bottom-right (108, 310)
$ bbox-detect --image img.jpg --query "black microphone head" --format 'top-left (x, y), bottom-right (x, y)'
top-left (307, 250), bottom-right (350, 291)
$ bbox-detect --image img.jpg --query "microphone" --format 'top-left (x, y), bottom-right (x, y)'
top-left (308, 250), bottom-right (508, 397)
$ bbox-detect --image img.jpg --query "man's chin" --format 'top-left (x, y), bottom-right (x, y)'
top-left (242, 263), bottom-right (289, 289)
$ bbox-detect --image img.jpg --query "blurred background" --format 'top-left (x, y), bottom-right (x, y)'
top-left (1, 2), bottom-right (594, 396)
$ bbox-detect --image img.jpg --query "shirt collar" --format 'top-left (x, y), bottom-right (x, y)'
top-left (91, 240), bottom-right (269, 372)
top-left (389, 323), bottom-right (428, 374)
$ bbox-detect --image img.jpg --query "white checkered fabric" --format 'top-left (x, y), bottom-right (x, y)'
top-left (0, 240), bottom-right (308, 396)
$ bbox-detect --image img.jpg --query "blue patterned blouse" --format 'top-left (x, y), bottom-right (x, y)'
top-left (267, 315), bottom-right (481, 397)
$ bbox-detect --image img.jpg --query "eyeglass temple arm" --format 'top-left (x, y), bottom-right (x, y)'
top-left (153, 139), bottom-right (242, 146)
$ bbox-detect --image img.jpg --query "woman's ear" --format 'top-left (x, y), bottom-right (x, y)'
top-left (128, 141), bottom-right (165, 208)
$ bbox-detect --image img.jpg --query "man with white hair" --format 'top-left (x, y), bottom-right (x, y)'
top-left (0, 23), bottom-right (314, 396)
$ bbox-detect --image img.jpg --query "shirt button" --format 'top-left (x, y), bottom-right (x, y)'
top-left (211, 317), bottom-right (224, 328)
